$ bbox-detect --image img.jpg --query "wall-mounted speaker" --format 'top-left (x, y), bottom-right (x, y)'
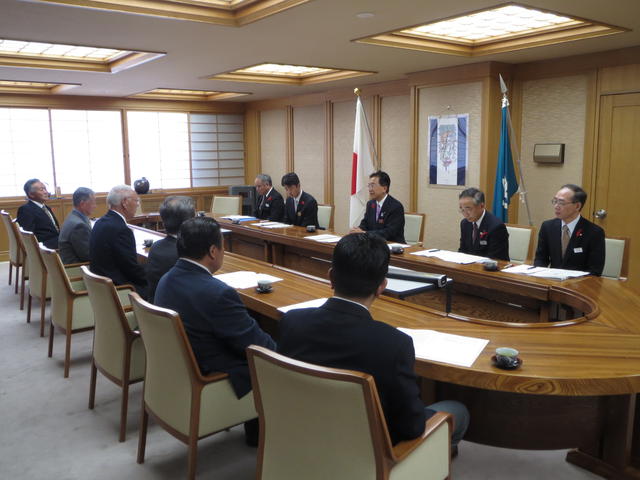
top-left (533, 143), bottom-right (564, 164)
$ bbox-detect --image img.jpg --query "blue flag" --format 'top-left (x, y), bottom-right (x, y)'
top-left (492, 105), bottom-right (518, 222)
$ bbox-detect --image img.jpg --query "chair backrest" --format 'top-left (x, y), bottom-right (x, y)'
top-left (603, 237), bottom-right (630, 279)
top-left (229, 185), bottom-right (256, 216)
top-left (505, 223), bottom-right (536, 264)
top-left (129, 292), bottom-right (199, 436)
top-left (317, 204), bottom-right (334, 230)
top-left (1, 210), bottom-right (22, 265)
top-left (82, 266), bottom-right (134, 380)
top-left (40, 245), bottom-right (79, 329)
top-left (404, 213), bottom-right (425, 245)
top-left (211, 195), bottom-right (242, 217)
top-left (19, 228), bottom-right (47, 297)
top-left (247, 345), bottom-right (393, 480)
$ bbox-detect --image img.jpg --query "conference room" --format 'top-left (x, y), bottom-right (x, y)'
top-left (1, 0), bottom-right (639, 479)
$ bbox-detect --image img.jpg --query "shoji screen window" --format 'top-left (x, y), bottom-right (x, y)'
top-left (50, 109), bottom-right (125, 193)
top-left (190, 113), bottom-right (244, 187)
top-left (0, 108), bottom-right (54, 197)
top-left (127, 111), bottom-right (190, 189)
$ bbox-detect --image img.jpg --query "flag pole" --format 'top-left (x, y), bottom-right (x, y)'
top-left (354, 88), bottom-right (380, 170)
top-left (499, 76), bottom-right (533, 226)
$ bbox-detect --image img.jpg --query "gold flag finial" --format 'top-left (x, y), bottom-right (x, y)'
top-left (353, 88), bottom-right (361, 96)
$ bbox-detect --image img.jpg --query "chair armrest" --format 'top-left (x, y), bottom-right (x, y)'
top-left (200, 371), bottom-right (230, 384)
top-left (122, 305), bottom-right (133, 313)
top-left (68, 276), bottom-right (82, 282)
top-left (64, 261), bottom-right (90, 268)
top-left (115, 284), bottom-right (135, 291)
top-left (392, 411), bottom-right (452, 462)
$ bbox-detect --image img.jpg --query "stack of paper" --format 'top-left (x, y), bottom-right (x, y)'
top-left (398, 328), bottom-right (489, 367)
top-left (304, 234), bottom-right (342, 243)
top-left (501, 264), bottom-right (589, 280)
top-left (213, 271), bottom-right (283, 289)
top-left (277, 298), bottom-right (328, 313)
top-left (254, 221), bottom-right (290, 229)
top-left (411, 249), bottom-right (488, 264)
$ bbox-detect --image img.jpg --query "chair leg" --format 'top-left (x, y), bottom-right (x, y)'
top-left (187, 436), bottom-right (198, 480)
top-left (8, 263), bottom-right (12, 285)
top-left (19, 274), bottom-right (26, 310)
top-left (88, 360), bottom-right (97, 409)
top-left (39, 298), bottom-right (46, 337)
top-left (63, 329), bottom-right (72, 378)
top-left (119, 381), bottom-right (130, 442)
top-left (137, 404), bottom-right (148, 464)
top-left (48, 321), bottom-right (54, 358)
top-left (26, 294), bottom-right (32, 323)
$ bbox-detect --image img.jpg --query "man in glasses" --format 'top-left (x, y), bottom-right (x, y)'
top-left (534, 184), bottom-right (605, 275)
top-left (17, 179), bottom-right (60, 249)
top-left (458, 187), bottom-right (509, 261)
top-left (351, 170), bottom-right (406, 243)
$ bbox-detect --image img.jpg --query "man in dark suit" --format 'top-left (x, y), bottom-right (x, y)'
top-left (458, 187), bottom-right (509, 261)
top-left (16, 179), bottom-right (60, 249)
top-left (351, 170), bottom-right (406, 243)
top-left (253, 174), bottom-right (284, 222)
top-left (58, 187), bottom-right (96, 264)
top-left (154, 216), bottom-right (276, 445)
top-left (534, 184), bottom-right (605, 275)
top-left (281, 172), bottom-right (319, 228)
top-left (279, 233), bottom-right (469, 450)
top-left (147, 195), bottom-right (195, 302)
top-left (90, 185), bottom-right (147, 297)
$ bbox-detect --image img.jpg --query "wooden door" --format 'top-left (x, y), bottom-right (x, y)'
top-left (594, 93), bottom-right (640, 291)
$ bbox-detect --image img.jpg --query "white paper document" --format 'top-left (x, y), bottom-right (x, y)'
top-left (277, 298), bottom-right (328, 313)
top-left (501, 264), bottom-right (589, 280)
top-left (213, 271), bottom-right (283, 289)
top-left (398, 328), bottom-right (489, 367)
top-left (255, 221), bottom-right (290, 229)
top-left (411, 249), bottom-right (488, 264)
top-left (388, 243), bottom-right (410, 249)
top-left (304, 234), bottom-right (342, 243)
top-left (385, 278), bottom-right (431, 294)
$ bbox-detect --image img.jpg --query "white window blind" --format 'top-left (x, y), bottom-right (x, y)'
top-left (50, 109), bottom-right (125, 193)
top-left (190, 113), bottom-right (244, 187)
top-left (0, 108), bottom-right (54, 197)
top-left (127, 111), bottom-right (191, 190)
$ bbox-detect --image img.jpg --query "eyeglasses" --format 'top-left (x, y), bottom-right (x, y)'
top-left (367, 182), bottom-right (380, 188)
top-left (551, 198), bottom-right (576, 206)
top-left (459, 206), bottom-right (475, 213)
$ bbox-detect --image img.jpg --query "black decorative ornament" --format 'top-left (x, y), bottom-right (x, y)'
top-left (134, 177), bottom-right (150, 194)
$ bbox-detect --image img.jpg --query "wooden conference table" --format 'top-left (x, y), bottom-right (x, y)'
top-left (131, 221), bottom-right (640, 479)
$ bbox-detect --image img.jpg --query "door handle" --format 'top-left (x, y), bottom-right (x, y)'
top-left (594, 209), bottom-right (607, 219)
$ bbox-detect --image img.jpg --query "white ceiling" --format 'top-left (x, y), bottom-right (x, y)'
top-left (2, 0), bottom-right (639, 102)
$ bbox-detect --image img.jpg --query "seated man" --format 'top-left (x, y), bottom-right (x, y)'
top-left (90, 185), bottom-right (147, 297)
top-left (154, 217), bottom-right (276, 445)
top-left (281, 172), bottom-right (318, 228)
top-left (147, 195), bottom-right (195, 302)
top-left (458, 187), bottom-right (509, 261)
top-left (58, 187), bottom-right (96, 264)
top-left (534, 184), bottom-right (605, 275)
top-left (253, 173), bottom-right (284, 222)
top-left (351, 170), bottom-right (405, 243)
top-left (278, 233), bottom-right (469, 451)
top-left (17, 178), bottom-right (60, 249)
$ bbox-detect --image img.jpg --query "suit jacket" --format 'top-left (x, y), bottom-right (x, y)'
top-left (278, 297), bottom-right (432, 445)
top-left (89, 210), bottom-right (147, 295)
top-left (459, 210), bottom-right (510, 261)
top-left (534, 216), bottom-right (605, 276)
top-left (58, 209), bottom-right (91, 264)
top-left (16, 200), bottom-right (59, 249)
top-left (253, 187), bottom-right (285, 222)
top-left (147, 235), bottom-right (178, 303)
top-left (359, 195), bottom-right (406, 243)
top-left (284, 191), bottom-right (318, 227)
top-left (155, 259), bottom-right (276, 398)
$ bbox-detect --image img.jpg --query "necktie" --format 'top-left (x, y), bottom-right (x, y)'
top-left (561, 224), bottom-right (570, 257)
top-left (472, 222), bottom-right (479, 244)
top-left (375, 203), bottom-right (381, 221)
top-left (43, 205), bottom-right (58, 231)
